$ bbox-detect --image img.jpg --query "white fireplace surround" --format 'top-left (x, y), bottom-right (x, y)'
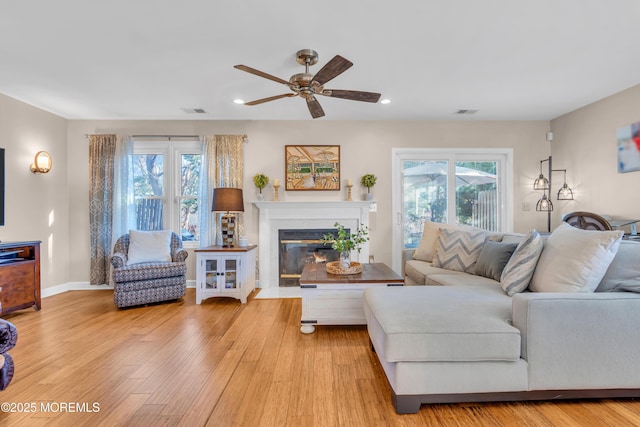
top-left (254, 201), bottom-right (371, 289)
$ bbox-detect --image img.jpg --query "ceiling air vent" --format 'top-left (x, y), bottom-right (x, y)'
top-left (182, 108), bottom-right (207, 114)
top-left (453, 109), bottom-right (478, 115)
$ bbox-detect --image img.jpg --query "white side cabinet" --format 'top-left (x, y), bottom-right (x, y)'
top-left (195, 245), bottom-right (257, 304)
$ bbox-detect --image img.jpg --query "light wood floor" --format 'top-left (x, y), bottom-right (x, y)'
top-left (2, 289), bottom-right (640, 426)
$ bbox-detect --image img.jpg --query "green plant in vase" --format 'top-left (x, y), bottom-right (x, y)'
top-left (361, 173), bottom-right (377, 200)
top-left (253, 173), bottom-right (269, 200)
top-left (322, 222), bottom-right (369, 268)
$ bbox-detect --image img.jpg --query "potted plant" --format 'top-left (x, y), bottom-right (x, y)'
top-left (253, 173), bottom-right (269, 200)
top-left (322, 222), bottom-right (369, 269)
top-left (361, 173), bottom-right (377, 200)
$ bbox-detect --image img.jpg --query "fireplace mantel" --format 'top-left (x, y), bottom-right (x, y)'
top-left (254, 201), bottom-right (372, 289)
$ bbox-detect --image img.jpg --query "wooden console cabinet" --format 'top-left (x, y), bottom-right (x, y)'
top-left (0, 241), bottom-right (41, 315)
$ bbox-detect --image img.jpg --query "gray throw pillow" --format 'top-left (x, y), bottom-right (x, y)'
top-left (474, 240), bottom-right (518, 282)
top-left (500, 229), bottom-right (544, 296)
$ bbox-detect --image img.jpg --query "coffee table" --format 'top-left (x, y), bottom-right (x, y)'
top-left (299, 262), bottom-right (404, 334)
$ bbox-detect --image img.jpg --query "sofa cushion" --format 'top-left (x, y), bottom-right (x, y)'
top-left (432, 228), bottom-right (486, 273)
top-left (475, 240), bottom-right (518, 281)
top-left (427, 273), bottom-right (501, 287)
top-left (127, 230), bottom-right (172, 265)
top-left (500, 229), bottom-right (544, 296)
top-left (413, 221), bottom-right (474, 262)
top-left (363, 286), bottom-right (520, 362)
top-left (404, 260), bottom-right (469, 286)
top-left (597, 240), bottom-right (640, 292)
top-left (529, 223), bottom-right (623, 293)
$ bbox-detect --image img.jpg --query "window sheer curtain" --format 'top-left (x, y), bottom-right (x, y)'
top-left (89, 135), bottom-right (134, 286)
top-left (197, 135), bottom-right (244, 247)
top-left (112, 136), bottom-right (135, 238)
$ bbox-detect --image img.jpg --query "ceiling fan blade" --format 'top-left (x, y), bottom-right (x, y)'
top-left (323, 89), bottom-right (381, 103)
top-left (311, 55), bottom-right (353, 86)
top-left (244, 93), bottom-right (296, 106)
top-left (306, 96), bottom-right (325, 119)
top-left (234, 65), bottom-right (291, 86)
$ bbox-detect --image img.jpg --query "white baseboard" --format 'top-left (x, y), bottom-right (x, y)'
top-left (41, 280), bottom-right (197, 299)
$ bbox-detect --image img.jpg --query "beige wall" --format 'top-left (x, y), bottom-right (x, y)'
top-left (0, 93), bottom-right (69, 289)
top-left (67, 119), bottom-right (550, 285)
top-left (551, 84), bottom-right (640, 230)
top-left (16, 83), bottom-right (638, 289)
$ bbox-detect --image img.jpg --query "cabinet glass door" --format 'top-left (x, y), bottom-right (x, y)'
top-left (224, 259), bottom-right (238, 289)
top-left (205, 259), bottom-right (218, 289)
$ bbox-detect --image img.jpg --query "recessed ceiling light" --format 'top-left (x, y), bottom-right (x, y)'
top-left (233, 99), bottom-right (245, 105)
top-left (380, 99), bottom-right (391, 104)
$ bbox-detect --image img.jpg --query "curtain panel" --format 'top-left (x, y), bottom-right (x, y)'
top-left (198, 135), bottom-right (245, 247)
top-left (88, 134), bottom-right (117, 285)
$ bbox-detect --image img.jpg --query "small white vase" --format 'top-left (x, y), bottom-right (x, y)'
top-left (256, 193), bottom-right (264, 201)
top-left (339, 251), bottom-right (351, 268)
top-left (365, 193), bottom-right (374, 201)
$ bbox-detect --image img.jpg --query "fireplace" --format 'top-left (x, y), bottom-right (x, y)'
top-left (254, 201), bottom-right (372, 290)
top-left (278, 228), bottom-right (346, 286)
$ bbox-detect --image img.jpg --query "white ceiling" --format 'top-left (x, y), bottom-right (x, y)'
top-left (1, 1), bottom-right (639, 121)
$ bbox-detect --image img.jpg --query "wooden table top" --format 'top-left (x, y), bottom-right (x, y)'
top-left (195, 244), bottom-right (257, 253)
top-left (299, 262), bottom-right (403, 284)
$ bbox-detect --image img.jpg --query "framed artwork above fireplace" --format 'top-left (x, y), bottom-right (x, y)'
top-left (285, 145), bottom-right (340, 191)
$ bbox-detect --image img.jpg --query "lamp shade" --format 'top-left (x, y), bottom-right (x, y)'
top-left (533, 174), bottom-right (549, 190)
top-left (211, 188), bottom-right (244, 212)
top-left (557, 183), bottom-right (574, 200)
top-left (536, 193), bottom-right (554, 212)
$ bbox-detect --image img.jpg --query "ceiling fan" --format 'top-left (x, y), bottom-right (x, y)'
top-left (234, 49), bottom-right (381, 119)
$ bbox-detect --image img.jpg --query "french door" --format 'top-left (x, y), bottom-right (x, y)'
top-left (391, 148), bottom-right (513, 273)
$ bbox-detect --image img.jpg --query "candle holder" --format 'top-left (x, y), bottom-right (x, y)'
top-left (346, 184), bottom-right (353, 201)
top-left (273, 183), bottom-right (280, 201)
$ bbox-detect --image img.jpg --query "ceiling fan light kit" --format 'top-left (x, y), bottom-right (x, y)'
top-left (234, 49), bottom-right (381, 118)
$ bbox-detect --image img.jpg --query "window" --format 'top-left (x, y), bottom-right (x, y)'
top-left (391, 148), bottom-right (513, 272)
top-left (133, 141), bottom-right (201, 245)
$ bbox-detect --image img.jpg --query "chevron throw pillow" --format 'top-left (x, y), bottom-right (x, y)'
top-left (432, 228), bottom-right (487, 273)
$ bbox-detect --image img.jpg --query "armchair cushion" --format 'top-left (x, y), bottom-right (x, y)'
top-left (112, 261), bottom-right (187, 283)
top-left (126, 230), bottom-right (172, 265)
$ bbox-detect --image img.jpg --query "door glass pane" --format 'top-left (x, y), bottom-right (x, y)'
top-left (402, 160), bottom-right (448, 248)
top-left (205, 259), bottom-right (218, 289)
top-left (455, 161), bottom-right (498, 231)
top-left (133, 154), bottom-right (164, 230)
top-left (225, 259), bottom-right (237, 289)
top-left (180, 154), bottom-right (200, 242)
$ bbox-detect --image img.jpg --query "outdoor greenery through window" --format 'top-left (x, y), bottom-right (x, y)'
top-left (403, 160), bottom-right (498, 248)
top-left (392, 149), bottom-right (512, 272)
top-left (133, 141), bottom-right (201, 243)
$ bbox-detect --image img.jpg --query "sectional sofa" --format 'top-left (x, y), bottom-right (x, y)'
top-left (364, 221), bottom-right (640, 413)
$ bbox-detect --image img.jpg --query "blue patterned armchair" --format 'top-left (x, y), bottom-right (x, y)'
top-left (110, 232), bottom-right (188, 308)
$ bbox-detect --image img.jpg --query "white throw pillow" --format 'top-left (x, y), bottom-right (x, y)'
top-left (529, 222), bottom-right (623, 293)
top-left (413, 221), bottom-right (474, 262)
top-left (432, 228), bottom-right (486, 273)
top-left (500, 229), bottom-right (544, 296)
top-left (126, 230), bottom-right (172, 265)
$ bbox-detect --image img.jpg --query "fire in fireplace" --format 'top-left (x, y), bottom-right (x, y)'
top-left (278, 228), bottom-right (346, 286)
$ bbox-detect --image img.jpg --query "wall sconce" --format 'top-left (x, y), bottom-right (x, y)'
top-left (30, 151), bottom-right (52, 174)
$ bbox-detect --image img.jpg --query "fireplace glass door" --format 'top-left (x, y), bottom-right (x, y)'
top-left (278, 229), bottom-right (345, 286)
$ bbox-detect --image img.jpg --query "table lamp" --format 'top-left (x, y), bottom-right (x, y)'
top-left (211, 188), bottom-right (244, 247)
